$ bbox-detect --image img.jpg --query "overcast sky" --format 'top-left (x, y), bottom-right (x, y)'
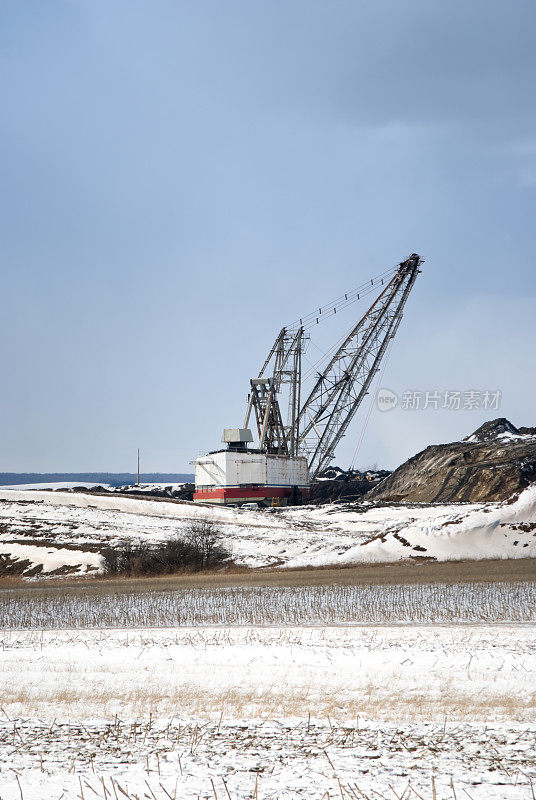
top-left (1, 0), bottom-right (535, 473)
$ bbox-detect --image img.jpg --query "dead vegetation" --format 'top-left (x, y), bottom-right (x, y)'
top-left (3, 676), bottom-right (534, 722)
top-left (1, 580), bottom-right (535, 629)
top-left (1, 713), bottom-right (534, 800)
top-left (101, 520), bottom-right (231, 577)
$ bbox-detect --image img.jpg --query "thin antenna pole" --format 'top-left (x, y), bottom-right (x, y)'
top-left (137, 448), bottom-right (140, 486)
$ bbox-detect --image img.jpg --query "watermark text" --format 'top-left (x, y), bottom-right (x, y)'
top-left (376, 388), bottom-right (501, 412)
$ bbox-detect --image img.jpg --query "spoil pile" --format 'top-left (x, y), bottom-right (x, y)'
top-left (310, 467), bottom-right (390, 504)
top-left (366, 418), bottom-right (536, 503)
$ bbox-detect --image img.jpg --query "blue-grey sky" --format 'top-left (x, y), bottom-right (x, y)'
top-left (1, 0), bottom-right (535, 472)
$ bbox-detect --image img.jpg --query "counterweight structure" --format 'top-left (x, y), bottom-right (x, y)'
top-left (194, 254), bottom-right (422, 505)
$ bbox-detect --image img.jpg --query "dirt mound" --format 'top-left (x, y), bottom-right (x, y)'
top-left (310, 467), bottom-right (391, 504)
top-left (519, 426), bottom-right (536, 436)
top-left (463, 418), bottom-right (519, 442)
top-left (366, 418), bottom-right (536, 503)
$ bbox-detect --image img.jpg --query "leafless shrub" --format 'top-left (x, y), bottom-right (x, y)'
top-left (102, 523), bottom-right (231, 577)
top-left (182, 519), bottom-right (230, 570)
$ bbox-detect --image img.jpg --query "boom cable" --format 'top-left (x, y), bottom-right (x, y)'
top-left (299, 272), bottom-right (400, 382)
top-left (287, 266), bottom-right (398, 332)
top-left (349, 335), bottom-right (394, 471)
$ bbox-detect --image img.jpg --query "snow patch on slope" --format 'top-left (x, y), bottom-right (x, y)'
top-left (0, 486), bottom-right (535, 576)
top-left (0, 542), bottom-right (103, 576)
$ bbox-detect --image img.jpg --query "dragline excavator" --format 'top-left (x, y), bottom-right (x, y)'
top-left (193, 253), bottom-right (423, 505)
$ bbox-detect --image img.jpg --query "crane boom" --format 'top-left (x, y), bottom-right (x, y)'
top-left (297, 253), bottom-right (422, 478)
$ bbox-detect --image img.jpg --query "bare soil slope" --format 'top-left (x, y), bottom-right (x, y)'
top-left (367, 418), bottom-right (536, 503)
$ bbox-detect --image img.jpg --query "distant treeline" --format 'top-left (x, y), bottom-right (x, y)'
top-left (0, 473), bottom-right (194, 487)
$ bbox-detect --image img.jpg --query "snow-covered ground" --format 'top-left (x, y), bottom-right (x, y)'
top-left (2, 492), bottom-right (534, 797)
top-left (0, 486), bottom-right (535, 577)
top-left (0, 482), bottom-right (111, 490)
top-left (1, 487), bottom-right (536, 577)
top-left (0, 624), bottom-right (534, 799)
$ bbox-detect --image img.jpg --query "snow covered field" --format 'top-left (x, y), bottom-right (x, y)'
top-left (0, 486), bottom-right (535, 577)
top-left (1, 489), bottom-right (535, 796)
top-left (0, 625), bottom-right (535, 799)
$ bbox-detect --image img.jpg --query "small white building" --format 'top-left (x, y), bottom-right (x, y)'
top-left (194, 429), bottom-right (309, 505)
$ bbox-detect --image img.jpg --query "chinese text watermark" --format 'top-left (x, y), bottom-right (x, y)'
top-left (376, 389), bottom-right (501, 412)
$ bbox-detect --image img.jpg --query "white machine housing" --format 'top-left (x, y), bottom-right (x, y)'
top-left (194, 450), bottom-right (309, 505)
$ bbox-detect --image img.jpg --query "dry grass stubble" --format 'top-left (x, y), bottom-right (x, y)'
top-left (1, 626), bottom-right (534, 722)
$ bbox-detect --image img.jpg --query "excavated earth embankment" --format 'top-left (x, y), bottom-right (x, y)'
top-left (367, 418), bottom-right (536, 503)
